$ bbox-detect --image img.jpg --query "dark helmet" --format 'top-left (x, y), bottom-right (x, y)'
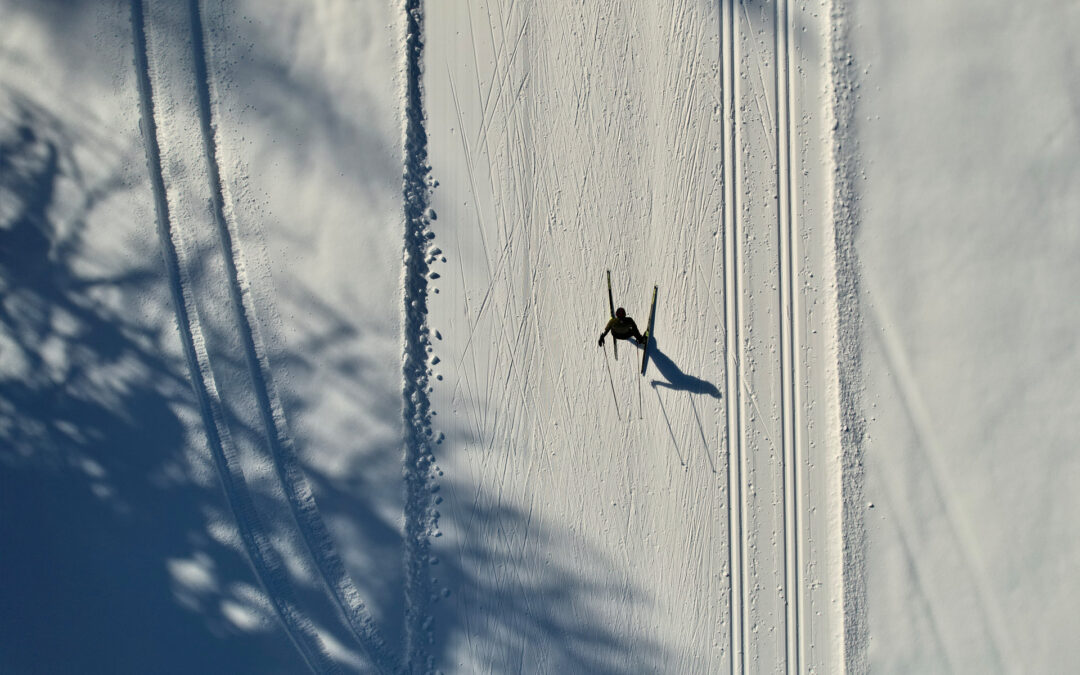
top-left (615, 307), bottom-right (626, 319)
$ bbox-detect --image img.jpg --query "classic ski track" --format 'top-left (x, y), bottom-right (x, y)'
top-left (775, 0), bottom-right (806, 672)
top-left (720, 0), bottom-right (749, 671)
top-left (131, 2), bottom-right (337, 672)
top-left (184, 2), bottom-right (399, 671)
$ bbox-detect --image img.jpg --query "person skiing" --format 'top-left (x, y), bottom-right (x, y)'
top-left (598, 307), bottom-right (645, 347)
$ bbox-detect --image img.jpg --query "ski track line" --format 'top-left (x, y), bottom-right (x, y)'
top-left (866, 279), bottom-right (1017, 673)
top-left (470, 2), bottom-right (531, 164)
top-left (863, 434), bottom-right (962, 672)
top-left (443, 4), bottom-right (534, 431)
top-left (474, 0), bottom-right (506, 131)
top-left (696, 264), bottom-right (779, 454)
top-left (402, 0), bottom-right (439, 670)
top-left (131, 2), bottom-right (337, 672)
top-left (775, 0), bottom-right (806, 672)
top-left (184, 2), bottom-right (399, 671)
top-left (444, 65), bottom-right (495, 283)
top-left (740, 1), bottom-right (778, 169)
top-left (721, 0), bottom-right (749, 671)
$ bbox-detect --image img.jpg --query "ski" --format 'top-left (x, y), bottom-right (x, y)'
top-left (607, 269), bottom-right (617, 360)
top-left (640, 285), bottom-right (658, 376)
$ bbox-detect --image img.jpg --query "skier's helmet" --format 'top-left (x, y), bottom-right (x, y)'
top-left (615, 307), bottom-right (626, 319)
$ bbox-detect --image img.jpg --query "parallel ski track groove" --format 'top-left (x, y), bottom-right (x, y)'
top-left (721, 0), bottom-right (749, 672)
top-left (131, 2), bottom-right (336, 671)
top-left (185, 2), bottom-right (398, 671)
top-left (774, 0), bottom-right (805, 671)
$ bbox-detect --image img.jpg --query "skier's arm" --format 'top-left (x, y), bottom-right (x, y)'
top-left (598, 317), bottom-right (615, 346)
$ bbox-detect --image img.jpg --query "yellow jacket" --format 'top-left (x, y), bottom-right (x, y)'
top-left (602, 315), bottom-right (641, 340)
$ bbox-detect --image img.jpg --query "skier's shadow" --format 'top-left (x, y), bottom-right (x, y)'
top-left (640, 337), bottom-right (721, 398)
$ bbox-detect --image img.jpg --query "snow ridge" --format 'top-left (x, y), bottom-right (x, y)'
top-left (720, 0), bottom-right (749, 669)
top-left (131, 2), bottom-right (338, 671)
top-left (400, 0), bottom-right (438, 671)
top-left (184, 2), bottom-right (398, 671)
top-left (775, 0), bottom-right (806, 670)
top-left (827, 1), bottom-right (868, 671)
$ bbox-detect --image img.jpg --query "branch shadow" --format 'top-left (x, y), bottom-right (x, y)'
top-left (3, 3), bottom-right (689, 673)
top-left (423, 441), bottom-right (669, 673)
top-left (0, 94), bottom-right (309, 673)
top-left (272, 297), bottom-right (666, 673)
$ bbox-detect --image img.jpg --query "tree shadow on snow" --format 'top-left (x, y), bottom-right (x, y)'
top-left (422, 445), bottom-right (669, 674)
top-left (277, 296), bottom-right (665, 672)
top-left (0, 93), bottom-right (310, 673)
top-left (1, 5), bottom-right (687, 673)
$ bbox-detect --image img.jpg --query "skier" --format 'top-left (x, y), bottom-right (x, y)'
top-left (598, 307), bottom-right (645, 347)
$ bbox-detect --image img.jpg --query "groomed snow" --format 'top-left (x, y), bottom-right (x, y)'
top-left (1, 0), bottom-right (1078, 673)
top-left (422, 1), bottom-right (843, 671)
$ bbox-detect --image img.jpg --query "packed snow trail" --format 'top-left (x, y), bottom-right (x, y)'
top-left (131, 1), bottom-right (338, 671)
top-left (423, 0), bottom-right (845, 671)
top-left (134, 0), bottom-right (402, 671)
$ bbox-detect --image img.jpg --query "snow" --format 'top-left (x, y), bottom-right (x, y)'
top-left (422, 1), bottom-right (844, 671)
top-left (1, 0), bottom-right (1078, 673)
top-left (851, 1), bottom-right (1080, 671)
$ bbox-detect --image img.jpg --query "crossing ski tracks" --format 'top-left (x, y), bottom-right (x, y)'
top-left (424, 1), bottom-right (847, 671)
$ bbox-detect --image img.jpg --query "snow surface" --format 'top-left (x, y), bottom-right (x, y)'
top-left (422, 1), bottom-right (842, 672)
top-left (1, 0), bottom-right (1078, 673)
top-left (851, 2), bottom-right (1080, 672)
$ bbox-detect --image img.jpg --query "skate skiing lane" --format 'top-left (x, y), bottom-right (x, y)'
top-left (423, 0), bottom-right (846, 671)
